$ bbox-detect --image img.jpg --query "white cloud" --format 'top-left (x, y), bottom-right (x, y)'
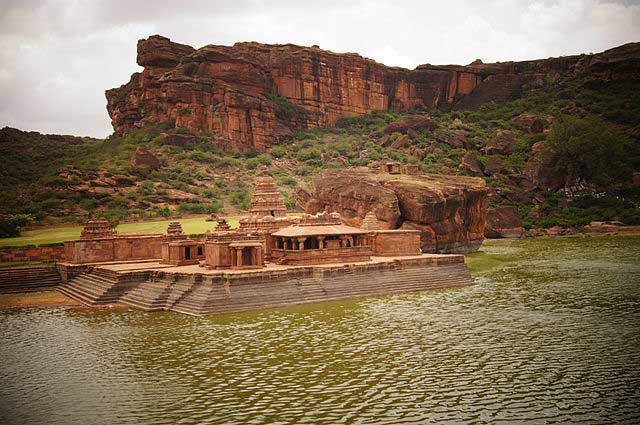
top-left (0, 0), bottom-right (639, 137)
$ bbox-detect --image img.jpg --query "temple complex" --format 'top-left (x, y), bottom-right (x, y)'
top-left (270, 213), bottom-right (373, 265)
top-left (56, 173), bottom-right (476, 316)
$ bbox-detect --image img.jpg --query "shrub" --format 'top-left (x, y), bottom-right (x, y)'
top-left (266, 94), bottom-right (304, 120)
top-left (277, 175), bottom-right (298, 187)
top-left (140, 180), bottom-right (154, 195)
top-left (270, 145), bottom-right (287, 158)
top-left (283, 195), bottom-right (297, 210)
top-left (229, 190), bottom-right (250, 210)
top-left (177, 201), bottom-right (222, 214)
top-left (296, 148), bottom-right (322, 164)
top-left (0, 214), bottom-right (34, 237)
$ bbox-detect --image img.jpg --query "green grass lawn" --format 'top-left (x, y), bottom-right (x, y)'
top-left (0, 215), bottom-right (242, 248)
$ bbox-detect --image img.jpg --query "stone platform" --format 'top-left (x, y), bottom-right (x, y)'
top-left (57, 254), bottom-right (476, 316)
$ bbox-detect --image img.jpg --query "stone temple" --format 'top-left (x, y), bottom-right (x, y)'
top-left (56, 174), bottom-right (476, 316)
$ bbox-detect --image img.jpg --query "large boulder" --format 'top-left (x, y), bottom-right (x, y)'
top-left (390, 134), bottom-right (411, 149)
top-left (383, 115), bottom-right (437, 135)
top-left (434, 129), bottom-right (471, 149)
top-left (483, 156), bottom-right (505, 176)
top-left (459, 152), bottom-right (483, 176)
top-left (293, 187), bottom-right (311, 209)
top-left (306, 169), bottom-right (488, 253)
top-left (136, 35), bottom-right (195, 67)
top-left (485, 206), bottom-right (524, 238)
top-left (512, 113), bottom-right (544, 134)
top-left (160, 132), bottom-right (199, 148)
top-left (306, 172), bottom-right (401, 228)
top-left (524, 141), bottom-right (567, 190)
top-left (485, 130), bottom-right (517, 155)
top-left (131, 147), bottom-right (161, 170)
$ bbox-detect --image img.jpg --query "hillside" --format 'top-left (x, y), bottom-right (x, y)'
top-left (1, 40), bottom-right (639, 234)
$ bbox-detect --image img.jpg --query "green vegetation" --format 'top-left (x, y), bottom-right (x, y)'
top-left (1, 70), bottom-right (638, 234)
top-left (546, 116), bottom-right (636, 188)
top-left (0, 216), bottom-right (242, 248)
top-left (0, 214), bottom-right (34, 238)
top-left (266, 94), bottom-right (305, 120)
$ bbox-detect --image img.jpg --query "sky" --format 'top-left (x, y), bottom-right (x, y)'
top-left (1, 0), bottom-right (639, 138)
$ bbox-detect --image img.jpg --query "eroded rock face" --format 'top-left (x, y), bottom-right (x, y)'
top-left (107, 35), bottom-right (531, 151)
top-left (485, 206), bottom-right (524, 238)
top-left (108, 36), bottom-right (639, 153)
top-left (305, 169), bottom-right (488, 253)
top-left (305, 172), bottom-right (402, 228)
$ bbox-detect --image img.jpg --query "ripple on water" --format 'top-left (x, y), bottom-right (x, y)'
top-left (1, 236), bottom-right (640, 424)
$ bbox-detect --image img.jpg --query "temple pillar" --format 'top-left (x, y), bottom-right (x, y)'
top-left (236, 248), bottom-right (243, 267)
top-left (297, 237), bottom-right (306, 250)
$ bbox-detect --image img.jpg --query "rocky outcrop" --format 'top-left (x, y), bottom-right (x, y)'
top-left (524, 141), bottom-right (567, 191)
top-left (383, 115), bottom-right (437, 134)
top-left (512, 113), bottom-right (544, 134)
top-left (434, 128), bottom-right (471, 149)
top-left (485, 206), bottom-right (524, 238)
top-left (293, 187), bottom-right (312, 210)
top-left (304, 169), bottom-right (488, 253)
top-left (485, 130), bottom-right (517, 155)
top-left (459, 152), bottom-right (483, 176)
top-left (107, 35), bottom-right (563, 152)
top-left (130, 147), bottom-right (161, 170)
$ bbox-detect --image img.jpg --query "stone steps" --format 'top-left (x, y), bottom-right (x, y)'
top-left (56, 260), bottom-right (476, 316)
top-left (0, 267), bottom-right (62, 293)
top-left (119, 280), bottom-right (176, 311)
top-left (162, 263), bottom-right (474, 316)
top-left (56, 270), bottom-right (125, 305)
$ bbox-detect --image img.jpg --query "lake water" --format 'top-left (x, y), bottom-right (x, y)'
top-left (1, 236), bottom-right (639, 424)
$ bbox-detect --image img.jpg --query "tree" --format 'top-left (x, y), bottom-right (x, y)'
top-left (546, 116), bottom-right (637, 189)
top-left (0, 214), bottom-right (34, 238)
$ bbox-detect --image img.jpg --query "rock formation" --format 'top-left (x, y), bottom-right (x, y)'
top-left (485, 206), bottom-right (524, 238)
top-left (304, 169), bottom-right (488, 253)
top-left (524, 141), bottom-right (567, 191)
top-left (485, 130), bottom-right (517, 155)
top-left (108, 35), bottom-right (628, 151)
top-left (512, 113), bottom-right (544, 134)
top-left (130, 147), bottom-right (161, 170)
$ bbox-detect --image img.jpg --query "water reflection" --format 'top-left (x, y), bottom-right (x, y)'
top-left (1, 236), bottom-right (639, 424)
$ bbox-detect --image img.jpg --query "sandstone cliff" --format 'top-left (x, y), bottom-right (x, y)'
top-left (110, 35), bottom-right (629, 152)
top-left (304, 169), bottom-right (488, 253)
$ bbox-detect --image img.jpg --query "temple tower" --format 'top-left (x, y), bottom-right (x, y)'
top-left (361, 211), bottom-right (381, 231)
top-left (215, 218), bottom-right (231, 231)
top-left (248, 175), bottom-right (287, 218)
top-left (166, 222), bottom-right (187, 240)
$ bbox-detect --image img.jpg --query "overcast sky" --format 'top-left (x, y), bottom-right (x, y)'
top-left (1, 0), bottom-right (639, 138)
